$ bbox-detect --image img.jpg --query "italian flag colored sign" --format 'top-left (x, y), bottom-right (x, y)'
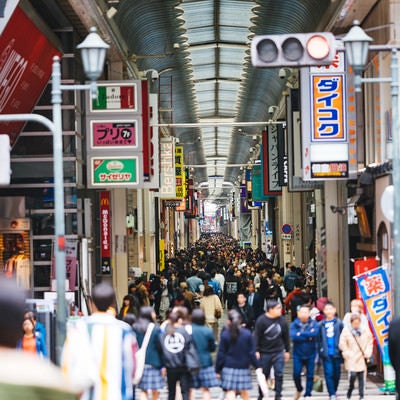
top-left (92, 85), bottom-right (136, 110)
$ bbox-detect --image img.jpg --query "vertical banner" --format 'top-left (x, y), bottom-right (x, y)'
top-left (0, 6), bottom-right (60, 145)
top-left (159, 239), bottom-right (165, 272)
top-left (65, 240), bottom-right (78, 292)
top-left (301, 50), bottom-right (357, 180)
top-left (100, 191), bottom-right (111, 275)
top-left (262, 126), bottom-right (282, 196)
top-left (355, 267), bottom-right (395, 392)
top-left (175, 145), bottom-right (186, 199)
top-left (159, 138), bottom-right (176, 199)
top-left (354, 257), bottom-right (378, 300)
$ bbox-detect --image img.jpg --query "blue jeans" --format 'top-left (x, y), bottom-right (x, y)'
top-left (293, 355), bottom-right (315, 396)
top-left (258, 351), bottom-right (285, 400)
top-left (322, 356), bottom-right (342, 396)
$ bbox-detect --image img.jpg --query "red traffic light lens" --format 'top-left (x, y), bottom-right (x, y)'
top-left (307, 35), bottom-right (330, 59)
top-left (282, 37), bottom-right (303, 61)
top-left (256, 39), bottom-right (278, 63)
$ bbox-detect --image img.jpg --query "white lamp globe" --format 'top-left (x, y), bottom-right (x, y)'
top-left (381, 185), bottom-right (394, 223)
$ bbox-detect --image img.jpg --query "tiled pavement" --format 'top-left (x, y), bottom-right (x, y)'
top-left (141, 312), bottom-right (396, 400)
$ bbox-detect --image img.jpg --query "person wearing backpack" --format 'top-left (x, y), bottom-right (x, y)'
top-left (134, 307), bottom-right (164, 400)
top-left (159, 309), bottom-right (193, 400)
top-left (283, 266), bottom-right (299, 294)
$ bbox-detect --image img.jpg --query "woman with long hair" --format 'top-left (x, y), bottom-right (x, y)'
top-left (118, 294), bottom-right (139, 320)
top-left (17, 317), bottom-right (47, 358)
top-left (134, 306), bottom-right (164, 400)
top-left (216, 310), bottom-right (259, 400)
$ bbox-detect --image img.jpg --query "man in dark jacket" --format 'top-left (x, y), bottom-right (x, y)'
top-left (389, 318), bottom-right (400, 398)
top-left (290, 304), bottom-right (319, 399)
top-left (234, 292), bottom-right (255, 331)
top-left (318, 302), bottom-right (343, 400)
top-left (254, 299), bottom-right (290, 400)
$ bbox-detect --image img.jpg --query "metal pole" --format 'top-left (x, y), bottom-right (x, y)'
top-left (391, 49), bottom-right (400, 316)
top-left (51, 56), bottom-right (67, 363)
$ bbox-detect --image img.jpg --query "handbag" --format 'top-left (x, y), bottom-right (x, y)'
top-left (351, 332), bottom-right (376, 371)
top-left (214, 295), bottom-right (222, 319)
top-left (185, 340), bottom-right (201, 374)
top-left (312, 375), bottom-right (323, 392)
top-left (133, 322), bottom-right (155, 385)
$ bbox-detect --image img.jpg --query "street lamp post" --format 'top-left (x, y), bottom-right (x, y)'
top-left (52, 27), bottom-right (108, 363)
top-left (343, 21), bottom-right (400, 316)
top-left (0, 27), bottom-right (108, 364)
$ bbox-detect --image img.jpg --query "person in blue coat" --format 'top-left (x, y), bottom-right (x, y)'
top-left (318, 302), bottom-right (343, 400)
top-left (191, 308), bottom-right (219, 399)
top-left (290, 304), bottom-right (319, 399)
top-left (216, 310), bottom-right (259, 400)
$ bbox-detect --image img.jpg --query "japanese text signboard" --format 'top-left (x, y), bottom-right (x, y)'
top-left (90, 120), bottom-right (138, 148)
top-left (354, 267), bottom-right (394, 388)
top-left (100, 191), bottom-right (111, 275)
top-left (175, 146), bottom-right (186, 199)
top-left (262, 126), bottom-right (282, 196)
top-left (91, 157), bottom-right (138, 186)
top-left (312, 75), bottom-right (345, 142)
top-left (301, 50), bottom-right (356, 180)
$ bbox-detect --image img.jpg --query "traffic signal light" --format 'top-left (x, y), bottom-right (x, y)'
top-left (251, 32), bottom-right (336, 67)
top-left (0, 135), bottom-right (11, 185)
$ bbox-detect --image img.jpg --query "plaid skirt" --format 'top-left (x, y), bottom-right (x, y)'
top-left (138, 365), bottom-right (165, 390)
top-left (192, 366), bottom-right (220, 389)
top-left (221, 367), bottom-right (252, 391)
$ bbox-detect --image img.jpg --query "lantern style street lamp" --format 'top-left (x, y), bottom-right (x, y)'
top-left (343, 21), bottom-right (400, 316)
top-left (52, 27), bottom-right (109, 363)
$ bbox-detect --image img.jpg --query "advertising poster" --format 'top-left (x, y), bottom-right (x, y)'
top-left (354, 267), bottom-right (395, 391)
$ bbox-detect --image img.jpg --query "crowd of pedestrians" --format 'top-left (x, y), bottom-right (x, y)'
top-left (3, 233), bottom-right (400, 400)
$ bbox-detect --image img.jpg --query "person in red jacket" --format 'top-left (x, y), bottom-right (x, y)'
top-left (285, 280), bottom-right (307, 321)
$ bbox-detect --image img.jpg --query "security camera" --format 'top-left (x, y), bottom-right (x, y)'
top-left (279, 68), bottom-right (287, 79)
top-left (268, 105), bottom-right (277, 115)
top-left (150, 70), bottom-right (159, 82)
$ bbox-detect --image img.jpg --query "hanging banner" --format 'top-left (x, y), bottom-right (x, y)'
top-left (175, 146), bottom-right (186, 199)
top-left (0, 6), bottom-right (60, 145)
top-left (100, 191), bottom-right (111, 275)
top-left (159, 138), bottom-right (176, 199)
top-left (354, 267), bottom-right (395, 392)
top-left (301, 50), bottom-right (357, 180)
top-left (252, 163), bottom-right (269, 201)
top-left (159, 239), bottom-right (165, 272)
top-left (262, 126), bottom-right (282, 196)
top-left (51, 239), bottom-right (78, 291)
top-left (354, 257), bottom-right (378, 300)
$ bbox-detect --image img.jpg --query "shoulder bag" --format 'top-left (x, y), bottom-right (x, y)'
top-left (351, 332), bottom-right (376, 371)
top-left (133, 322), bottom-right (155, 385)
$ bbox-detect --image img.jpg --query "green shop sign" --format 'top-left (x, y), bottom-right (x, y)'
top-left (91, 157), bottom-right (138, 186)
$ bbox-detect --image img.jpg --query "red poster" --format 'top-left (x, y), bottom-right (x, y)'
top-left (354, 257), bottom-right (378, 300)
top-left (100, 191), bottom-right (111, 274)
top-left (0, 6), bottom-right (59, 145)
